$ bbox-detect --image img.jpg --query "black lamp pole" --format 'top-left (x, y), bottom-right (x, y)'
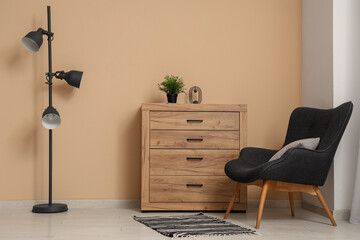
top-left (46, 5), bottom-right (54, 210)
top-left (32, 6), bottom-right (68, 213)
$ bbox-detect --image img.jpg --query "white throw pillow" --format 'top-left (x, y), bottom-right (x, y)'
top-left (268, 137), bottom-right (320, 162)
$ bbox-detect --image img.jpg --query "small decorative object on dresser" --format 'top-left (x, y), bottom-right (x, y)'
top-left (141, 103), bottom-right (247, 211)
top-left (189, 86), bottom-right (202, 104)
top-left (158, 75), bottom-right (185, 103)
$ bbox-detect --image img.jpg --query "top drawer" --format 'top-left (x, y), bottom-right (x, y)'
top-left (150, 111), bottom-right (239, 130)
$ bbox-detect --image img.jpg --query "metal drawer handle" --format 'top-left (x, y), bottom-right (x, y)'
top-left (187, 120), bottom-right (203, 123)
top-left (186, 157), bottom-right (203, 161)
top-left (186, 184), bottom-right (203, 188)
top-left (186, 138), bottom-right (203, 142)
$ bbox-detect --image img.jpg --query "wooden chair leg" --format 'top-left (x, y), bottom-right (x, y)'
top-left (313, 186), bottom-right (337, 226)
top-left (288, 192), bottom-right (295, 216)
top-left (224, 183), bottom-right (241, 219)
top-left (256, 180), bottom-right (269, 229)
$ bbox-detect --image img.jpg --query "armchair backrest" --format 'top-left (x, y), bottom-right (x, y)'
top-left (283, 102), bottom-right (353, 152)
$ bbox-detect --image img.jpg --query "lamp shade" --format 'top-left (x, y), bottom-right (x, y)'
top-left (57, 70), bottom-right (83, 88)
top-left (42, 106), bottom-right (61, 129)
top-left (21, 28), bottom-right (44, 52)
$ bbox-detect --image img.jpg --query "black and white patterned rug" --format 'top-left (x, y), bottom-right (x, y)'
top-left (134, 213), bottom-right (256, 238)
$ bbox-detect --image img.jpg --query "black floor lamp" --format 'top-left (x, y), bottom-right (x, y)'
top-left (22, 6), bottom-right (83, 213)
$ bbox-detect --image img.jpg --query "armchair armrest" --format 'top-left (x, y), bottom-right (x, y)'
top-left (260, 148), bottom-right (332, 186)
top-left (240, 147), bottom-right (278, 165)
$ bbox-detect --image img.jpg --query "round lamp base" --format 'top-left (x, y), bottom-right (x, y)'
top-left (32, 203), bottom-right (68, 213)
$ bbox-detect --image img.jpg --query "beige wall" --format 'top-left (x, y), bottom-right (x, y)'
top-left (0, 0), bottom-right (302, 201)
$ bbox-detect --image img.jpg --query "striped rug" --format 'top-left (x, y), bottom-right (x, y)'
top-left (134, 213), bottom-right (256, 238)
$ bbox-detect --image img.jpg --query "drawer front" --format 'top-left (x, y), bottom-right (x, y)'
top-left (150, 130), bottom-right (239, 149)
top-left (150, 176), bottom-right (239, 203)
top-left (150, 149), bottom-right (239, 175)
top-left (150, 111), bottom-right (239, 130)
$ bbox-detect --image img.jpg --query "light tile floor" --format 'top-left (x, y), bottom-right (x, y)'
top-left (0, 207), bottom-right (359, 240)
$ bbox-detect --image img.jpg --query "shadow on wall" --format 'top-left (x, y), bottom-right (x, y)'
top-left (53, 82), bottom-right (76, 98)
top-left (28, 16), bottom-right (48, 199)
top-left (4, 45), bottom-right (28, 70)
top-left (5, 44), bottom-right (36, 155)
top-left (118, 93), bottom-right (165, 198)
top-left (32, 37), bottom-right (45, 200)
top-left (3, 18), bottom-right (48, 200)
top-left (118, 108), bottom-right (141, 198)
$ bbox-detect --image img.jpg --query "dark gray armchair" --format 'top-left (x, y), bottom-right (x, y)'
top-left (224, 102), bottom-right (353, 228)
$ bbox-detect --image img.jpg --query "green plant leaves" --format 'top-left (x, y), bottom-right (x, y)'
top-left (158, 75), bottom-right (186, 94)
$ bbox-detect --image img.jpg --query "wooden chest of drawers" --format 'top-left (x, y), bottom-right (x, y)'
top-left (141, 103), bottom-right (247, 211)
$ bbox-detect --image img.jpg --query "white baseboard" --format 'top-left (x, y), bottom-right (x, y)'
top-left (302, 200), bottom-right (350, 220)
top-left (0, 199), bottom-right (301, 211)
top-left (0, 199), bottom-right (140, 210)
top-left (0, 199), bottom-right (301, 210)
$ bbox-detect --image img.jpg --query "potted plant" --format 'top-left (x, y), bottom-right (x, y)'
top-left (158, 75), bottom-right (185, 103)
